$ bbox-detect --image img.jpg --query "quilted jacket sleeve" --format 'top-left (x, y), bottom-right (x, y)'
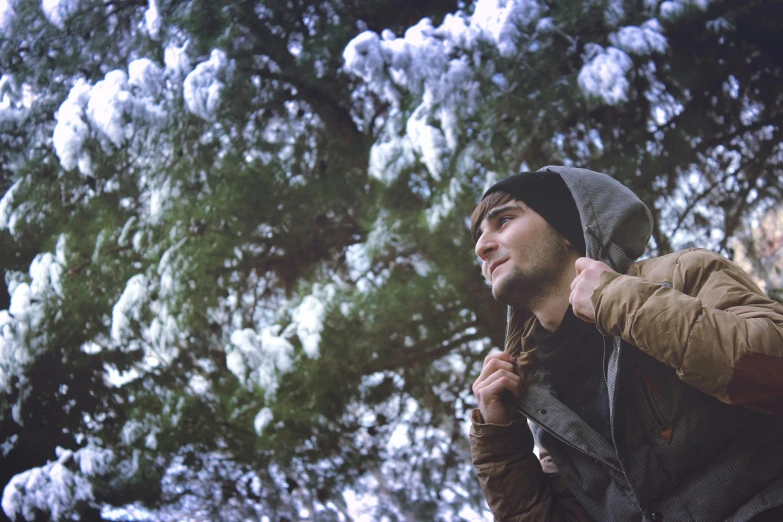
top-left (592, 249), bottom-right (783, 414)
top-left (470, 409), bottom-right (593, 521)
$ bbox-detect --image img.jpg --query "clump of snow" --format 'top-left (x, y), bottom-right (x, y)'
top-left (470, 0), bottom-right (541, 57)
top-left (577, 44), bottom-right (633, 105)
top-left (610, 19), bottom-right (667, 55)
top-left (254, 408), bottom-right (273, 436)
top-left (80, 342), bottom-right (102, 355)
top-left (53, 60), bottom-right (167, 176)
top-left (104, 364), bottom-right (140, 388)
top-left (120, 419), bottom-right (144, 446)
top-left (144, 427), bottom-right (159, 450)
top-left (226, 326), bottom-right (294, 400)
top-left (55, 234), bottom-right (67, 266)
top-left (164, 41), bottom-right (192, 79)
top-left (0, 0), bottom-right (17, 34)
top-left (40, 0), bottom-right (79, 30)
top-left (0, 74), bottom-right (15, 105)
top-left (604, 0), bottom-right (625, 26)
top-left (535, 16), bottom-right (554, 32)
top-left (111, 274), bottom-right (149, 344)
top-left (344, 230), bottom-right (398, 293)
top-left (344, 15), bottom-right (486, 182)
top-left (86, 70), bottom-right (131, 148)
top-left (74, 445), bottom-right (113, 476)
top-left (0, 311), bottom-right (16, 394)
top-left (144, 0), bottom-right (161, 40)
top-left (225, 286), bottom-right (334, 398)
top-left (147, 177), bottom-right (174, 224)
top-left (52, 80), bottom-right (92, 174)
top-left (344, 0), bottom-right (548, 191)
top-left (344, 0), bottom-right (542, 102)
top-left (290, 292), bottom-right (330, 359)
top-left (107, 237), bottom-right (190, 373)
top-left (1, 445), bottom-right (112, 521)
top-left (706, 17), bottom-right (732, 33)
top-left (188, 374), bottom-right (210, 395)
top-left (345, 243), bottom-right (371, 281)
top-left (117, 216), bottom-right (137, 247)
top-left (406, 106), bottom-right (449, 180)
top-left (141, 240), bottom-right (186, 367)
top-left (426, 176), bottom-right (464, 230)
top-left (368, 132), bottom-right (416, 184)
top-left (129, 58), bottom-right (163, 98)
top-left (0, 252), bottom-right (65, 394)
top-left (578, 19), bottom-right (666, 106)
top-left (343, 32), bottom-right (385, 88)
top-left (183, 49), bottom-right (233, 122)
top-left (660, 0), bottom-right (709, 19)
top-left (0, 179), bottom-right (20, 231)
top-left (30, 251), bottom-right (63, 299)
top-left (1, 434), bottom-right (17, 457)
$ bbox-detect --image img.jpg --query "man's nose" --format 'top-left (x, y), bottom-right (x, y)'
top-left (475, 232), bottom-right (497, 260)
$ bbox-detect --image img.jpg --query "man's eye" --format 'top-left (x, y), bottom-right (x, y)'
top-left (500, 216), bottom-right (512, 226)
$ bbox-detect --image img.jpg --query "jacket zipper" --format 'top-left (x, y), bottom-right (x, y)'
top-left (634, 366), bottom-right (673, 444)
top-left (511, 399), bottom-right (623, 473)
top-left (609, 342), bottom-right (646, 515)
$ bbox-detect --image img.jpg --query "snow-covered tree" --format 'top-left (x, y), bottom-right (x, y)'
top-left (0, 0), bottom-right (782, 520)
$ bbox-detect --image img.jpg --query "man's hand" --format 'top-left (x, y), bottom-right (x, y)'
top-left (569, 257), bottom-right (615, 323)
top-left (472, 352), bottom-right (522, 424)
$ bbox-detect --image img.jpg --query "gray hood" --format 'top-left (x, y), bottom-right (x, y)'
top-left (500, 166), bottom-right (653, 345)
top-left (537, 165), bottom-right (653, 273)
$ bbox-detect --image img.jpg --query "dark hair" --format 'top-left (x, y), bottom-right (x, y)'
top-left (471, 190), bottom-right (515, 243)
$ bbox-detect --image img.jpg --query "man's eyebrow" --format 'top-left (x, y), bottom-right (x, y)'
top-left (484, 204), bottom-right (520, 223)
top-left (476, 203), bottom-right (521, 240)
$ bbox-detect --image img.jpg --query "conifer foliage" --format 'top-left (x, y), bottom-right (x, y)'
top-left (0, 0), bottom-right (781, 519)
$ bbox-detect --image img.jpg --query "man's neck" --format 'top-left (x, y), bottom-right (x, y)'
top-left (532, 267), bottom-right (577, 332)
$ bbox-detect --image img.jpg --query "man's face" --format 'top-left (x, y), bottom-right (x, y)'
top-left (474, 200), bottom-right (571, 307)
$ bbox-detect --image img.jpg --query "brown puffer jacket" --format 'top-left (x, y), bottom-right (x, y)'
top-left (595, 248), bottom-right (783, 414)
top-left (471, 248), bottom-right (783, 521)
top-left (470, 410), bottom-right (594, 521)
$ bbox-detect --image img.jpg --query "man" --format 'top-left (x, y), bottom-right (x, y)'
top-left (469, 166), bottom-right (783, 521)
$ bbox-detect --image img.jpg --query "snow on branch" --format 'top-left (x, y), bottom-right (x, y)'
top-left (342, 0), bottom-right (545, 226)
top-left (226, 285), bottom-right (335, 404)
top-left (53, 58), bottom-right (167, 177)
top-left (610, 19), bottom-right (668, 55)
top-left (0, 250), bottom-right (64, 395)
top-left (111, 274), bottom-right (149, 345)
top-left (227, 325), bottom-right (295, 400)
top-left (144, 0), bottom-right (162, 40)
top-left (660, 0), bottom-right (710, 20)
top-left (183, 49), bottom-right (234, 122)
top-left (40, 0), bottom-right (79, 30)
top-left (578, 18), bottom-right (667, 105)
top-left (0, 0), bottom-right (17, 35)
top-left (578, 44), bottom-right (633, 105)
top-left (471, 0), bottom-right (541, 57)
top-left (0, 179), bottom-right (20, 232)
top-left (107, 237), bottom-right (189, 375)
top-left (2, 445), bottom-right (113, 521)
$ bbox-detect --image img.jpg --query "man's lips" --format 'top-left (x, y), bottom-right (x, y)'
top-left (489, 259), bottom-right (507, 279)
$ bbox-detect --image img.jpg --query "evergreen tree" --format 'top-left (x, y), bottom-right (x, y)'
top-left (0, 0), bottom-right (781, 520)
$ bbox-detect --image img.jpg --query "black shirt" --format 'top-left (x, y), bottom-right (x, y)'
top-left (531, 306), bottom-right (613, 442)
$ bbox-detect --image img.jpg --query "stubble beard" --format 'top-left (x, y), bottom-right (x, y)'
top-left (491, 231), bottom-right (571, 311)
